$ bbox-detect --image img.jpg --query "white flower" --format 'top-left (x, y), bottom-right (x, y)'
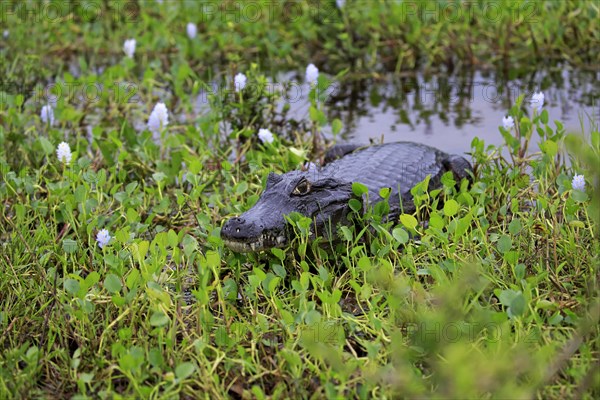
top-left (3, 30), bottom-right (8, 38)
top-left (336, 0), bottom-right (346, 8)
top-left (572, 174), bottom-right (585, 192)
top-left (234, 73), bottom-right (247, 92)
top-left (123, 38), bottom-right (136, 58)
top-left (56, 142), bottom-right (72, 164)
top-left (41, 104), bottom-right (55, 126)
top-left (186, 22), bottom-right (197, 39)
top-left (502, 115), bottom-right (514, 130)
top-left (531, 91), bottom-right (544, 112)
top-left (306, 63), bottom-right (319, 85)
top-left (96, 229), bottom-right (111, 248)
top-left (147, 102), bottom-right (169, 141)
top-left (258, 128), bottom-right (274, 144)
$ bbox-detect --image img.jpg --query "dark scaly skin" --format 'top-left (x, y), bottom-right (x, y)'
top-left (221, 142), bottom-right (472, 252)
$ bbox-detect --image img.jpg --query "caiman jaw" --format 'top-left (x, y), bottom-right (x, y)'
top-left (222, 233), bottom-right (287, 253)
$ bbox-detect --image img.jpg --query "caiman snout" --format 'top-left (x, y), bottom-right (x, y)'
top-left (221, 214), bottom-right (286, 253)
top-left (221, 217), bottom-right (262, 240)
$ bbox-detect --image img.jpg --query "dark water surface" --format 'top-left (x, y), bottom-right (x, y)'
top-left (284, 68), bottom-right (599, 155)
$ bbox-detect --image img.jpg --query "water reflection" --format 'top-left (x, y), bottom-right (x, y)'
top-left (289, 68), bottom-right (599, 153)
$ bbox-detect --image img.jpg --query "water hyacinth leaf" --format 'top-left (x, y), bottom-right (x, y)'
top-left (571, 190), bottom-right (588, 203)
top-left (126, 181), bottom-right (138, 194)
top-left (441, 171), bottom-right (456, 188)
top-left (167, 229), bottom-right (178, 248)
top-left (126, 208), bottom-right (139, 223)
top-left (152, 172), bottom-right (167, 184)
top-left (288, 147), bottom-right (307, 164)
top-left (271, 248), bottom-right (285, 261)
top-left (400, 214), bottom-right (418, 231)
top-left (205, 250), bottom-right (220, 269)
top-left (150, 311), bottom-right (169, 327)
top-left (272, 264), bottom-right (286, 279)
top-left (503, 250), bottom-right (519, 265)
top-left (454, 214), bottom-right (472, 237)
top-left (83, 272), bottom-right (100, 290)
top-left (131, 241), bottom-right (149, 263)
top-left (540, 109), bottom-right (549, 124)
top-left (508, 219), bottom-right (522, 235)
top-left (38, 137), bottom-right (55, 155)
top-left (498, 289), bottom-right (526, 318)
top-left (126, 269), bottom-right (141, 290)
top-left (62, 239), bottom-right (77, 254)
top-left (443, 199), bottom-right (459, 217)
top-left (548, 312), bottom-right (563, 325)
top-left (392, 227), bottom-right (409, 244)
top-left (352, 182), bottom-right (368, 196)
top-left (514, 263), bottom-right (526, 280)
top-left (379, 187), bottom-right (391, 199)
top-left (358, 256), bottom-right (371, 272)
top-left (308, 106), bottom-right (326, 125)
top-left (497, 235), bottom-right (512, 253)
top-left (339, 226), bottom-right (353, 241)
top-left (235, 181), bottom-right (248, 195)
top-left (348, 198), bottom-right (362, 212)
top-left (429, 212), bottom-right (445, 229)
top-left (148, 348), bottom-right (164, 369)
top-left (541, 140), bottom-right (558, 157)
top-left (331, 118), bottom-right (343, 135)
top-left (298, 242), bottom-right (307, 258)
top-left (318, 266), bottom-right (329, 283)
top-left (104, 274), bottom-right (122, 293)
top-left (64, 279), bottom-right (80, 296)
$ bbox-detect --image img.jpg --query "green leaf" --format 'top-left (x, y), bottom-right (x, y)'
top-left (62, 239), bottom-right (78, 254)
top-left (235, 181), bottom-right (248, 195)
top-left (175, 362), bottom-right (196, 380)
top-left (348, 198), bottom-right (362, 212)
top-left (331, 119), bottom-right (343, 135)
top-left (454, 213), bottom-right (472, 237)
top-left (205, 250), bottom-right (220, 268)
top-left (571, 190), bottom-right (588, 203)
top-left (357, 256), bottom-right (371, 272)
top-left (150, 311), bottom-right (169, 327)
top-left (497, 235), bottom-right (512, 253)
top-left (392, 227), bottom-right (409, 244)
top-left (443, 199), bottom-right (459, 217)
top-left (352, 182), bottom-right (368, 196)
top-left (38, 137), bottom-right (55, 155)
top-left (270, 248), bottom-right (285, 261)
top-left (429, 212), bottom-right (445, 229)
top-left (508, 219), bottom-right (522, 235)
top-left (64, 279), bottom-right (80, 295)
top-left (167, 229), bottom-right (179, 248)
top-left (540, 109), bottom-right (549, 124)
top-left (498, 289), bottom-right (526, 318)
top-left (84, 271), bottom-right (100, 289)
top-left (379, 187), bottom-right (391, 199)
top-left (514, 263), bottom-right (526, 280)
top-left (399, 214), bottom-right (418, 231)
top-left (541, 140), bottom-right (557, 157)
top-left (131, 241), bottom-right (149, 263)
top-left (104, 274), bottom-right (123, 293)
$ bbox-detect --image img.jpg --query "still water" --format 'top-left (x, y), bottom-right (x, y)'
top-left (284, 68), bottom-right (599, 155)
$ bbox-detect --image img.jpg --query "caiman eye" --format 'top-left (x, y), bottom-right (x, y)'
top-left (292, 178), bottom-right (311, 196)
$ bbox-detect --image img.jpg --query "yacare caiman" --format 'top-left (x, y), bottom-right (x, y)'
top-left (221, 141), bottom-right (472, 253)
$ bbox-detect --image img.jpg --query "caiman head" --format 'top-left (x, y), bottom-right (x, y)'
top-left (221, 170), bottom-right (355, 252)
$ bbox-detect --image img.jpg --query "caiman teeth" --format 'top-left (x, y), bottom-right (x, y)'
top-left (223, 234), bottom-right (287, 253)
